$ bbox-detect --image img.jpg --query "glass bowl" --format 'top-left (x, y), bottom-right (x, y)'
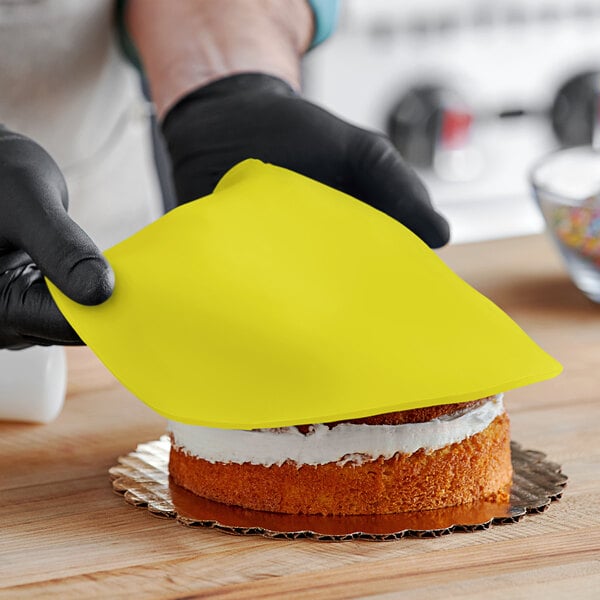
top-left (531, 146), bottom-right (600, 303)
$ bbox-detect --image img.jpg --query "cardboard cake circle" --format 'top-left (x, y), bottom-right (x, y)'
top-left (109, 436), bottom-right (567, 541)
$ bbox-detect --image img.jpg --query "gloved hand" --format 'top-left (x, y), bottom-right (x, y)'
top-left (162, 74), bottom-right (450, 248)
top-left (0, 126), bottom-right (114, 349)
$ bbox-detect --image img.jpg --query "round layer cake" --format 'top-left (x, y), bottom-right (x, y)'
top-left (168, 394), bottom-right (512, 515)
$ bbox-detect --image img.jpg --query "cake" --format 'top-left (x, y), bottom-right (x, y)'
top-left (168, 393), bottom-right (512, 515)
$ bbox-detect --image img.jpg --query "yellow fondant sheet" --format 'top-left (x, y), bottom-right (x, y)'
top-left (48, 160), bottom-right (561, 429)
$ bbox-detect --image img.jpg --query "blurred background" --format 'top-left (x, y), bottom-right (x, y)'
top-left (303, 0), bottom-right (600, 243)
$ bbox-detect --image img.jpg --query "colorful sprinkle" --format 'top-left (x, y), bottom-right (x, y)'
top-left (548, 196), bottom-right (600, 266)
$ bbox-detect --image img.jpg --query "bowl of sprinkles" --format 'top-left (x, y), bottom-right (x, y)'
top-left (531, 146), bottom-right (600, 303)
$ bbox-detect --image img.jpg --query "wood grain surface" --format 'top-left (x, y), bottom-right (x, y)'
top-left (1, 234), bottom-right (599, 599)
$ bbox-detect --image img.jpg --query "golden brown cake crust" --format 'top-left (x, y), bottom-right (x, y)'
top-left (169, 412), bottom-right (512, 515)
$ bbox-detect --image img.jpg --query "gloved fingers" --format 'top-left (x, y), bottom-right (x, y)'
top-left (0, 249), bottom-right (33, 275)
top-left (347, 131), bottom-right (450, 248)
top-left (19, 279), bottom-right (82, 345)
top-left (18, 206), bottom-right (114, 306)
top-left (0, 131), bottom-right (114, 306)
top-left (0, 265), bottom-right (82, 349)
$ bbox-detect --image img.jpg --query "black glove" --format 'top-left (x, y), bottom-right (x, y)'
top-left (162, 73), bottom-right (450, 248)
top-left (0, 126), bottom-right (114, 349)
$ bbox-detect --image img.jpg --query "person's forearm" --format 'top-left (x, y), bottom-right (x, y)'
top-left (126, 0), bottom-right (314, 119)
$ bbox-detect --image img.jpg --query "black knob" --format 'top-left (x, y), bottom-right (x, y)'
top-left (552, 71), bottom-right (600, 148)
top-left (386, 85), bottom-right (471, 168)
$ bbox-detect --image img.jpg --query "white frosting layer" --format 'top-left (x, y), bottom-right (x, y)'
top-left (168, 395), bottom-right (504, 467)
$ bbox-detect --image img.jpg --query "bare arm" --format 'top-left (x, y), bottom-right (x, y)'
top-left (126, 0), bottom-right (314, 118)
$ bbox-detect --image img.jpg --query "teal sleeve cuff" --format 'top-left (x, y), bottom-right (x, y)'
top-left (115, 0), bottom-right (340, 69)
top-left (308, 0), bottom-right (340, 48)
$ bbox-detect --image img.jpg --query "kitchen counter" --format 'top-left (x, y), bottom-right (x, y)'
top-left (1, 234), bottom-right (599, 599)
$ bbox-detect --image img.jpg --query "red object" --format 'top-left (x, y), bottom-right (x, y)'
top-left (440, 110), bottom-right (473, 149)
